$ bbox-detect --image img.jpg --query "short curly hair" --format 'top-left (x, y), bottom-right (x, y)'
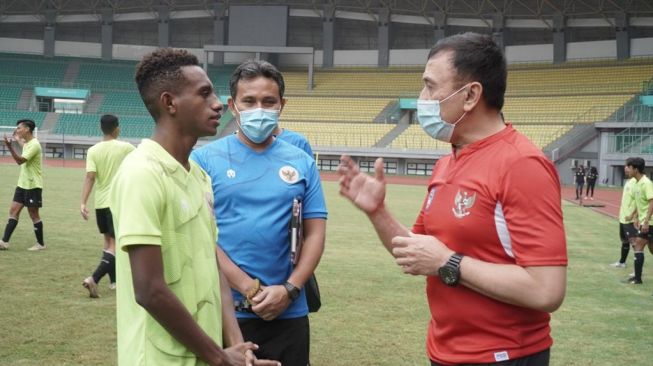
top-left (134, 48), bottom-right (199, 119)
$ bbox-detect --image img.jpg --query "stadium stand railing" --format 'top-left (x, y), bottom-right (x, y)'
top-left (608, 126), bottom-right (653, 155)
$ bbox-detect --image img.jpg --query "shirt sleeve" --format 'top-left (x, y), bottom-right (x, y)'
top-left (412, 161), bottom-right (440, 235)
top-left (21, 141), bottom-right (38, 161)
top-left (112, 164), bottom-right (165, 250)
top-left (302, 159), bottom-right (328, 219)
top-left (411, 192), bottom-right (431, 235)
top-left (301, 140), bottom-right (314, 157)
top-left (644, 180), bottom-right (653, 202)
top-left (86, 147), bottom-right (97, 173)
top-left (499, 155), bottom-right (567, 266)
top-left (125, 143), bottom-right (136, 154)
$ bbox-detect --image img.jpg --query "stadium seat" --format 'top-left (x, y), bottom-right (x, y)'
top-left (0, 53), bottom-right (651, 150)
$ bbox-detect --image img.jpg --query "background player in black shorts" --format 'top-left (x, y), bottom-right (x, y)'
top-left (79, 115), bottom-right (134, 297)
top-left (1, 119), bottom-right (45, 251)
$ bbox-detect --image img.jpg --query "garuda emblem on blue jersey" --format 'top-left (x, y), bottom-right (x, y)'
top-left (279, 166), bottom-right (299, 184)
top-left (452, 189), bottom-right (476, 219)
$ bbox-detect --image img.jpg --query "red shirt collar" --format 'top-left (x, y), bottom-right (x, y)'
top-left (452, 123), bottom-right (512, 159)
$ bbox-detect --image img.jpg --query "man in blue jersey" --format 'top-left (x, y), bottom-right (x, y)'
top-left (191, 60), bottom-right (327, 366)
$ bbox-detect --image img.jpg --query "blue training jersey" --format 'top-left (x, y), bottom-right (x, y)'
top-left (276, 128), bottom-right (314, 157)
top-left (191, 135), bottom-right (327, 319)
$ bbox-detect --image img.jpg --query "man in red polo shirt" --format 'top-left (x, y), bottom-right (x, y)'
top-left (338, 32), bottom-right (567, 366)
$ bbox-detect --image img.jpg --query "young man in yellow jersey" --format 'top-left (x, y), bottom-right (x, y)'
top-left (111, 48), bottom-right (278, 366)
top-left (80, 114), bottom-right (135, 298)
top-left (1, 119), bottom-right (45, 251)
top-left (611, 161), bottom-right (638, 268)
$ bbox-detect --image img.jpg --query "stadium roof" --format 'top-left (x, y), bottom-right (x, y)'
top-left (2, 0), bottom-right (652, 21)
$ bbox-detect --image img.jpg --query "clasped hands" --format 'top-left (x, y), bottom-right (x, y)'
top-left (391, 232), bottom-right (454, 277)
top-left (245, 282), bottom-right (291, 321)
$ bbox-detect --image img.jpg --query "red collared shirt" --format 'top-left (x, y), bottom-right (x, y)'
top-left (413, 124), bottom-right (567, 365)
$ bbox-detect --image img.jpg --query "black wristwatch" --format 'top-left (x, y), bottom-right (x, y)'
top-left (283, 281), bottom-right (300, 301)
top-left (438, 253), bottom-right (464, 287)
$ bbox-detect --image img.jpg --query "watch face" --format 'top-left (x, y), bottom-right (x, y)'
top-left (438, 266), bottom-right (459, 286)
top-left (289, 288), bottom-right (300, 300)
top-left (284, 282), bottom-right (300, 300)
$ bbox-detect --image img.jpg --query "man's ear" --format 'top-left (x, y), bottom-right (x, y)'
top-left (463, 82), bottom-right (483, 112)
top-left (227, 97), bottom-right (237, 115)
top-left (161, 92), bottom-right (176, 115)
top-left (279, 97), bottom-right (287, 114)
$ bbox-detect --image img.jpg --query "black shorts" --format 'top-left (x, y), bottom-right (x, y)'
top-left (95, 208), bottom-right (115, 237)
top-left (238, 316), bottom-right (309, 366)
top-left (13, 187), bottom-right (42, 208)
top-left (620, 223), bottom-right (637, 243)
top-left (431, 348), bottom-right (550, 366)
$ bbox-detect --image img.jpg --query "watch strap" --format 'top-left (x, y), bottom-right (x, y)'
top-left (447, 253), bottom-right (464, 268)
top-left (439, 253), bottom-right (464, 287)
top-left (284, 281), bottom-right (300, 300)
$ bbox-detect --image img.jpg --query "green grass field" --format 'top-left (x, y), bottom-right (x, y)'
top-left (0, 164), bottom-right (652, 365)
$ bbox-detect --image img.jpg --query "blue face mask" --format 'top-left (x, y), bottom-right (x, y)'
top-left (416, 84), bottom-right (468, 143)
top-left (235, 106), bottom-right (280, 144)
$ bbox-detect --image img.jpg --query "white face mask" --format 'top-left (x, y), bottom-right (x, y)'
top-left (416, 84), bottom-right (468, 142)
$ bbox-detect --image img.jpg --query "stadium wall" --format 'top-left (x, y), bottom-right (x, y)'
top-left (567, 40), bottom-right (617, 59)
top-left (632, 37), bottom-right (653, 57)
top-left (1, 36), bottom-right (652, 66)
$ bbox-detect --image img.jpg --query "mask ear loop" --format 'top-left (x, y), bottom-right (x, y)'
top-left (440, 83), bottom-right (470, 104)
top-left (446, 84), bottom-right (470, 126)
top-left (451, 111), bottom-right (467, 126)
top-left (232, 103), bottom-right (244, 133)
top-left (232, 103), bottom-right (241, 120)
